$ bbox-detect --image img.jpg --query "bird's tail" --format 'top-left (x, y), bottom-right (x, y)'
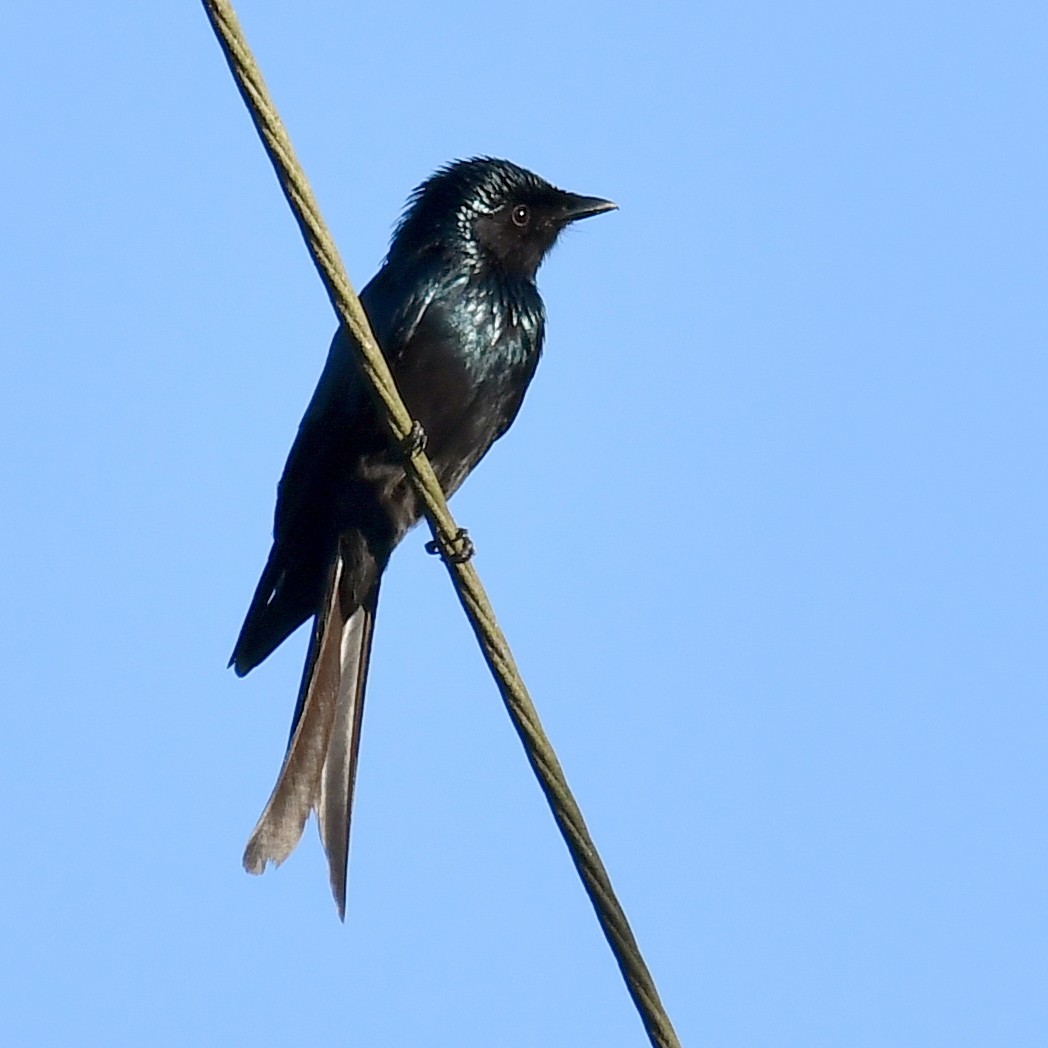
top-left (242, 547), bottom-right (378, 919)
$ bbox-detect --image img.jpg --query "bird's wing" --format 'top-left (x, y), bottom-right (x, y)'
top-left (230, 329), bottom-right (369, 676)
top-left (229, 541), bottom-right (296, 676)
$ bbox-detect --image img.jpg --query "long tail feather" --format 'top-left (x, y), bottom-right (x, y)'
top-left (317, 583), bottom-right (379, 920)
top-left (243, 553), bottom-right (346, 875)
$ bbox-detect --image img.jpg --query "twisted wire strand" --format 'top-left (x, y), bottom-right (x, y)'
top-left (201, 4), bottom-right (682, 1046)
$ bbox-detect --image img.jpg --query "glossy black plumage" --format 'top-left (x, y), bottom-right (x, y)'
top-left (231, 157), bottom-right (615, 917)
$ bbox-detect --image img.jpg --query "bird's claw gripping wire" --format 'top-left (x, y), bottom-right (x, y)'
top-left (400, 420), bottom-right (427, 458)
top-left (425, 528), bottom-right (475, 564)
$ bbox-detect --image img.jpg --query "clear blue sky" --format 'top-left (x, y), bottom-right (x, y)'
top-left (2, 3), bottom-right (1045, 1046)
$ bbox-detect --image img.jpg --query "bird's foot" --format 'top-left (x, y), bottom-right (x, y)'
top-left (400, 421), bottom-right (428, 458)
top-left (425, 528), bottom-right (475, 564)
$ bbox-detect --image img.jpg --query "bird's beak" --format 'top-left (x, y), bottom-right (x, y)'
top-left (558, 193), bottom-right (618, 223)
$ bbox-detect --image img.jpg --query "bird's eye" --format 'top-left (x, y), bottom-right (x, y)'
top-left (511, 204), bottom-right (530, 227)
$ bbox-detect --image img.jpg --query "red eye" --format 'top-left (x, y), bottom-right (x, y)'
top-left (511, 204), bottom-right (530, 227)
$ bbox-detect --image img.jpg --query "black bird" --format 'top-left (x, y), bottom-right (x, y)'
top-left (231, 157), bottom-right (615, 917)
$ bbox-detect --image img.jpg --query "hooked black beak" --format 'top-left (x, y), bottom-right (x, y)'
top-left (559, 193), bottom-right (618, 223)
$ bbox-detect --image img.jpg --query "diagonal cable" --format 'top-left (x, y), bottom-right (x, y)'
top-left (201, 3), bottom-right (682, 1046)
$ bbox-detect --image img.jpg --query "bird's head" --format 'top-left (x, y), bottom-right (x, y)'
top-left (390, 157), bottom-right (616, 280)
